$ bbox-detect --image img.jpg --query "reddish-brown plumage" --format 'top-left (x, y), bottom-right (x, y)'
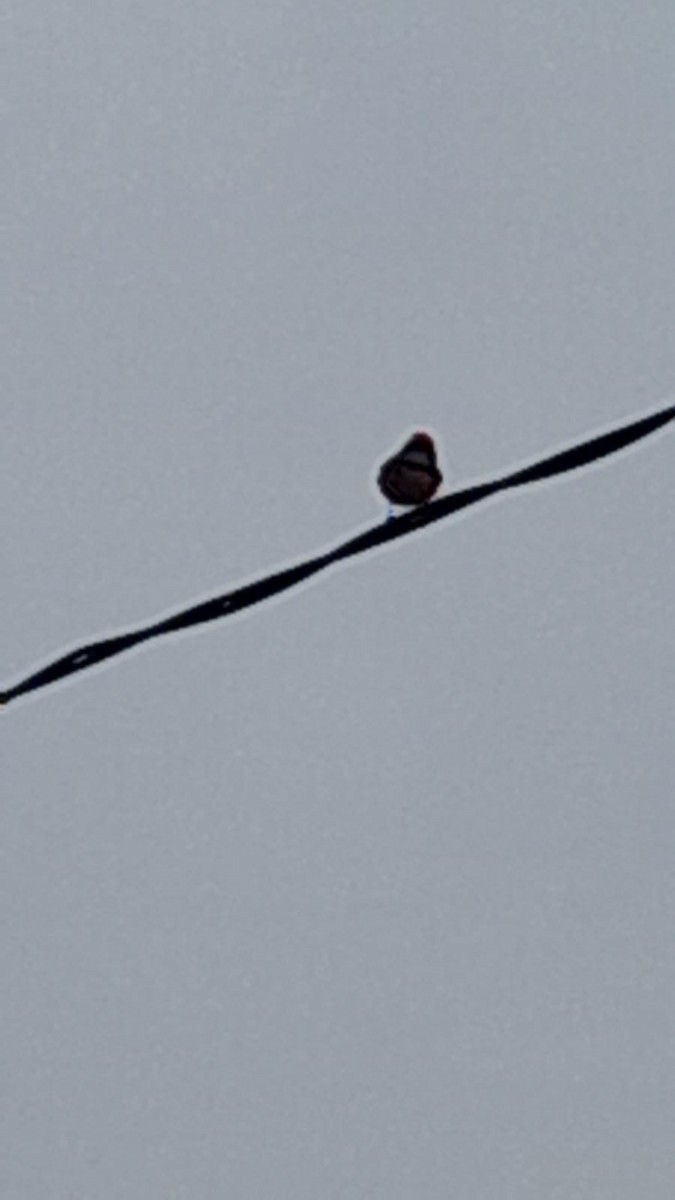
top-left (377, 432), bottom-right (443, 507)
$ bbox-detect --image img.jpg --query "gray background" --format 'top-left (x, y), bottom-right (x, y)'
top-left (3, 2), bottom-right (675, 1196)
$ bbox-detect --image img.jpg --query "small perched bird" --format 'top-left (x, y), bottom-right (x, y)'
top-left (377, 432), bottom-right (443, 509)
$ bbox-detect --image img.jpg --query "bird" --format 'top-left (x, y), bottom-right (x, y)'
top-left (377, 432), bottom-right (443, 511)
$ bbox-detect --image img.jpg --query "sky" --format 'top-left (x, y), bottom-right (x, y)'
top-left (3, 2), bottom-right (675, 1196)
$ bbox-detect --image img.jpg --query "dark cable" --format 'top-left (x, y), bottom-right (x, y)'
top-left (2, 402), bottom-right (673, 707)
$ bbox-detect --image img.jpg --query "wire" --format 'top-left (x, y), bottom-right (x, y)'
top-left (2, 401), bottom-right (673, 707)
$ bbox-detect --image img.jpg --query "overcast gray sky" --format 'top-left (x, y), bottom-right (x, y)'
top-left (4, 2), bottom-right (675, 1196)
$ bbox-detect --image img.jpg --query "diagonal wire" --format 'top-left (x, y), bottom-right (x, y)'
top-left (2, 401), bottom-right (673, 707)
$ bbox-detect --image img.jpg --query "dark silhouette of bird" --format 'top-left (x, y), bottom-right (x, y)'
top-left (377, 432), bottom-right (443, 508)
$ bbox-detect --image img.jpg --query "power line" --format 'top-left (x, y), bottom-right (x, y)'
top-left (2, 401), bottom-right (673, 707)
